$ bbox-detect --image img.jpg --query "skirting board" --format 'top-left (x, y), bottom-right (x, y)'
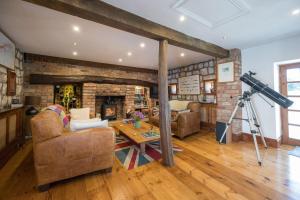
top-left (232, 132), bottom-right (281, 148)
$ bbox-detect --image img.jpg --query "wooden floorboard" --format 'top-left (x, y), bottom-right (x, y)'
top-left (0, 131), bottom-right (299, 200)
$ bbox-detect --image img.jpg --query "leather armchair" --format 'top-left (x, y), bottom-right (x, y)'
top-left (149, 102), bottom-right (201, 139)
top-left (31, 110), bottom-right (115, 191)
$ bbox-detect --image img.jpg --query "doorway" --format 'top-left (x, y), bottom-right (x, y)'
top-left (280, 63), bottom-right (300, 145)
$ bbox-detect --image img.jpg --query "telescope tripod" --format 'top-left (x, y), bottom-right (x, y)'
top-left (219, 91), bottom-right (268, 166)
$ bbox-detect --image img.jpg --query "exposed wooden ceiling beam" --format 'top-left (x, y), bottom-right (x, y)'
top-left (30, 74), bottom-right (157, 87)
top-left (22, 0), bottom-right (229, 58)
top-left (24, 53), bottom-right (157, 74)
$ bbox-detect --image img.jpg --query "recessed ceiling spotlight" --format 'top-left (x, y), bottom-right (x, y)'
top-left (73, 42), bottom-right (77, 46)
top-left (73, 51), bottom-right (78, 56)
top-left (291, 9), bottom-right (300, 16)
top-left (180, 52), bottom-right (185, 57)
top-left (179, 15), bottom-right (186, 22)
top-left (118, 58), bottom-right (123, 62)
top-left (127, 52), bottom-right (132, 56)
top-left (72, 25), bottom-right (80, 32)
top-left (140, 43), bottom-right (145, 48)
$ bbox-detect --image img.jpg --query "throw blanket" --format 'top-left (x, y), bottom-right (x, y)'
top-left (43, 104), bottom-right (69, 128)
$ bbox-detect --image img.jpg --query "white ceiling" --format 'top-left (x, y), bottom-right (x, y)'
top-left (104, 0), bottom-right (300, 49)
top-left (0, 0), bottom-right (212, 69)
top-left (1, 0), bottom-right (300, 70)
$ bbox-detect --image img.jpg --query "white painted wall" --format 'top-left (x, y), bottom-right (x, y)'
top-left (241, 35), bottom-right (300, 139)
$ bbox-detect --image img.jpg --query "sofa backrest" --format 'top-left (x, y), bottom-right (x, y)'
top-left (31, 110), bottom-right (63, 143)
top-left (169, 100), bottom-right (191, 111)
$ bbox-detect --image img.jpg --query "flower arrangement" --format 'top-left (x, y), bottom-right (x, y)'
top-left (131, 111), bottom-right (144, 128)
top-left (132, 111), bottom-right (145, 121)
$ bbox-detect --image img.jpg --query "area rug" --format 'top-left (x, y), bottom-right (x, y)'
top-left (115, 135), bottom-right (182, 170)
top-left (288, 147), bottom-right (300, 158)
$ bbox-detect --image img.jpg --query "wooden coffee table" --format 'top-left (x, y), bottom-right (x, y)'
top-left (113, 121), bottom-right (160, 155)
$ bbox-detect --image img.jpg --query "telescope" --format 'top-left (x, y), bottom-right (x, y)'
top-left (240, 72), bottom-right (293, 108)
top-left (219, 71), bottom-right (293, 166)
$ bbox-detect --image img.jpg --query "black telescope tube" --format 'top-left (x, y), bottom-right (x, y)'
top-left (240, 73), bottom-right (293, 108)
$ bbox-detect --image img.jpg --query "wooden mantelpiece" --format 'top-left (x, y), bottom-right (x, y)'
top-left (0, 107), bottom-right (24, 168)
top-left (30, 74), bottom-right (157, 87)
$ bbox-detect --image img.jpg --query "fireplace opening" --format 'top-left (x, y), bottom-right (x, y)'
top-left (97, 96), bottom-right (125, 120)
top-left (101, 104), bottom-right (117, 120)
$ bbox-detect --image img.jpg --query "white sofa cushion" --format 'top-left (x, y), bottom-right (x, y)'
top-left (169, 100), bottom-right (191, 111)
top-left (70, 118), bottom-right (108, 132)
top-left (70, 108), bottom-right (90, 120)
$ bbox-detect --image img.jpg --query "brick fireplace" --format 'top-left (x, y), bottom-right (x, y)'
top-left (82, 83), bottom-right (136, 118)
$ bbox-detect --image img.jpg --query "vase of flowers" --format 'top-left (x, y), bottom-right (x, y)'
top-left (132, 111), bottom-right (144, 128)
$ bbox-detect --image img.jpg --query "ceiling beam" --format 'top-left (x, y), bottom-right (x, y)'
top-left (30, 74), bottom-right (157, 87)
top-left (22, 0), bottom-right (229, 58)
top-left (24, 53), bottom-right (157, 74)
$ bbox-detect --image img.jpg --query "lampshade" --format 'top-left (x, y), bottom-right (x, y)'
top-left (25, 96), bottom-right (41, 106)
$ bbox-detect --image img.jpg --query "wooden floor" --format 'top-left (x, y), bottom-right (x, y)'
top-left (1, 131), bottom-right (300, 200)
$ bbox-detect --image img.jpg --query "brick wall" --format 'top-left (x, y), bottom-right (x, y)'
top-left (23, 58), bottom-right (157, 109)
top-left (216, 49), bottom-right (242, 142)
top-left (82, 83), bottom-right (96, 117)
top-left (0, 49), bottom-right (24, 108)
top-left (168, 59), bottom-right (216, 102)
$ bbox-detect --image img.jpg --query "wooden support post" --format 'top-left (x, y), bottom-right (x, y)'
top-left (158, 40), bottom-right (174, 167)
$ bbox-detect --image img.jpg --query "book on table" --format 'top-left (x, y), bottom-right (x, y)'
top-left (142, 131), bottom-right (160, 138)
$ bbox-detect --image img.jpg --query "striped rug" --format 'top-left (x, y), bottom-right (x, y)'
top-left (115, 135), bottom-right (182, 170)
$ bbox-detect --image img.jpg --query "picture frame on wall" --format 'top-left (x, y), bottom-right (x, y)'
top-left (204, 79), bottom-right (216, 94)
top-left (217, 62), bottom-right (234, 83)
top-left (7, 70), bottom-right (16, 96)
top-left (0, 31), bottom-right (15, 70)
top-left (168, 84), bottom-right (177, 95)
top-left (178, 75), bottom-right (200, 94)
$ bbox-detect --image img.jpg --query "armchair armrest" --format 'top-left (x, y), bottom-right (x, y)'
top-left (177, 112), bottom-right (201, 138)
top-left (177, 112), bottom-right (201, 127)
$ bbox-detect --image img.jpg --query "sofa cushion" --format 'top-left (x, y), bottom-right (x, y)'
top-left (70, 119), bottom-right (108, 131)
top-left (169, 100), bottom-right (191, 111)
top-left (70, 108), bottom-right (90, 120)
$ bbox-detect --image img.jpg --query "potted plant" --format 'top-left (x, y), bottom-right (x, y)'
top-left (132, 111), bottom-right (144, 128)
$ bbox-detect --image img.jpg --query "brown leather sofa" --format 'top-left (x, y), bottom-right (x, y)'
top-left (149, 102), bottom-right (201, 139)
top-left (30, 110), bottom-right (115, 191)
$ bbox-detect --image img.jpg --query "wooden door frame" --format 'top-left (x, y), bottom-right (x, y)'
top-left (280, 63), bottom-right (300, 145)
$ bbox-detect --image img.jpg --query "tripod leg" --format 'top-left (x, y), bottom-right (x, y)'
top-left (252, 132), bottom-right (262, 166)
top-left (245, 101), bottom-right (262, 165)
top-left (219, 99), bottom-right (241, 144)
top-left (249, 100), bottom-right (268, 149)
